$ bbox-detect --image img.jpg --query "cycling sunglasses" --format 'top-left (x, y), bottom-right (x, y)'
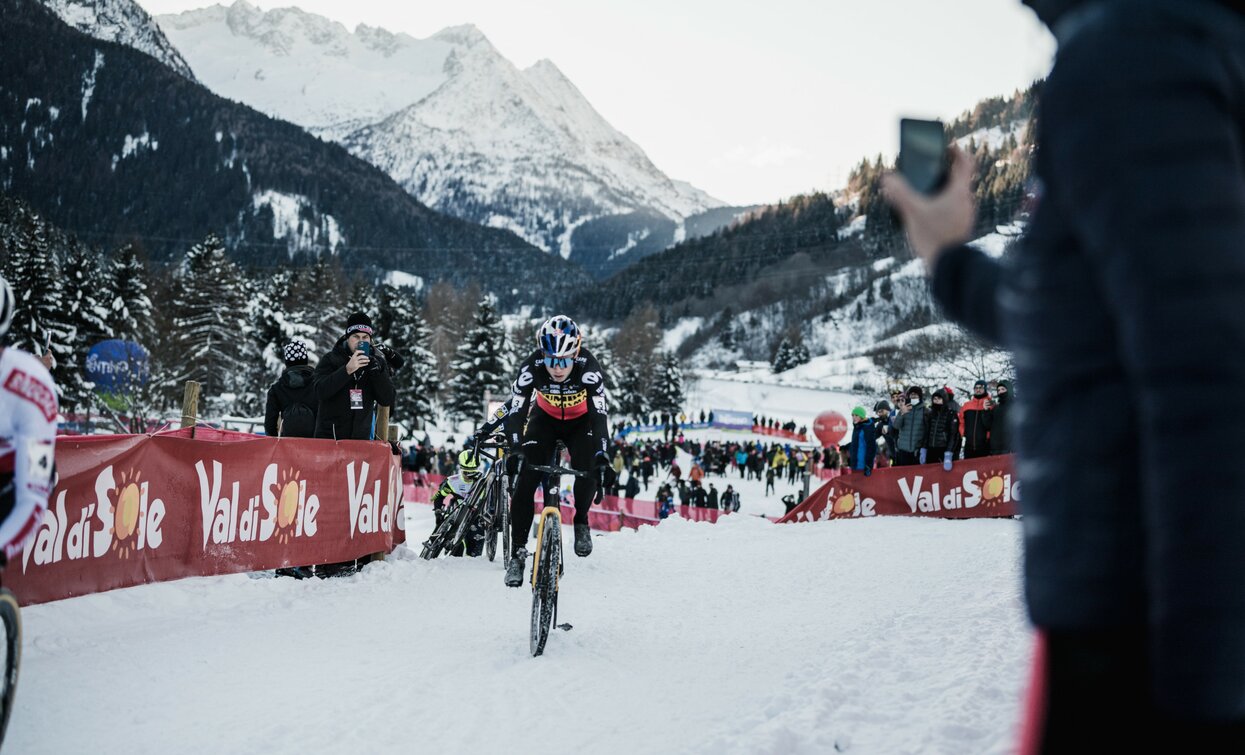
top-left (542, 354), bottom-right (573, 369)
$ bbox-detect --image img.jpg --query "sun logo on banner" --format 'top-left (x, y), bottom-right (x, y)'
top-left (110, 468), bottom-right (144, 559)
top-left (830, 487), bottom-right (856, 517)
top-left (275, 467), bottom-right (302, 544)
top-left (979, 468), bottom-right (1008, 507)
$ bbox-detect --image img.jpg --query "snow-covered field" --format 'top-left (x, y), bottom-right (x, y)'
top-left (10, 501), bottom-right (1032, 754)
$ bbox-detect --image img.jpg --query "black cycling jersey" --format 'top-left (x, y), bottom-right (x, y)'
top-left (476, 347), bottom-right (610, 456)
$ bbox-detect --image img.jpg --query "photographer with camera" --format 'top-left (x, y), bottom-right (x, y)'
top-left (313, 312), bottom-right (395, 441)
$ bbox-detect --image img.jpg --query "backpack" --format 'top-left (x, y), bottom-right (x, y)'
top-left (280, 403), bottom-right (316, 438)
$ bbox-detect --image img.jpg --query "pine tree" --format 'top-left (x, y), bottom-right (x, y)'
top-left (242, 270), bottom-right (297, 415)
top-left (447, 296), bottom-right (507, 422)
top-left (717, 307), bottom-right (736, 349)
top-left (648, 352), bottom-right (684, 415)
top-left (772, 337), bottom-right (795, 373)
top-left (289, 256), bottom-right (348, 355)
top-left (5, 211), bottom-right (75, 396)
top-left (583, 331), bottom-right (614, 388)
top-left (613, 359), bottom-right (650, 421)
top-left (791, 340), bottom-right (811, 369)
top-left (106, 243), bottom-right (155, 343)
top-left (61, 241), bottom-right (113, 411)
top-left (172, 234), bottom-right (254, 411)
top-left (502, 321), bottom-right (533, 378)
top-left (377, 284), bottom-right (438, 428)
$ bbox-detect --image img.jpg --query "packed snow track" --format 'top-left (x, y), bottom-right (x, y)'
top-left (10, 508), bottom-right (1030, 754)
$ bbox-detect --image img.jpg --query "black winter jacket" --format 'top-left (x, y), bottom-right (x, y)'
top-left (989, 394), bottom-right (1012, 454)
top-left (264, 365), bottom-right (317, 437)
top-left (933, 0), bottom-right (1245, 718)
top-left (921, 406), bottom-right (959, 456)
top-left (313, 339), bottom-right (396, 441)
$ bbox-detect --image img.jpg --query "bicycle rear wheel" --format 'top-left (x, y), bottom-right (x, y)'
top-left (530, 517), bottom-right (561, 657)
top-left (0, 589), bottom-right (21, 747)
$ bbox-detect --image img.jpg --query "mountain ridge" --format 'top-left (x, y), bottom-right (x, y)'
top-left (3, 0), bottom-right (590, 306)
top-left (154, 2), bottom-right (742, 274)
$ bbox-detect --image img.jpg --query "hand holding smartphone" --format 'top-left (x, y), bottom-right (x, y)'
top-left (898, 118), bottom-right (949, 195)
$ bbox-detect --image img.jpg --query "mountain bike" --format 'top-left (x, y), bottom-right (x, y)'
top-left (524, 446), bottom-right (599, 657)
top-left (0, 587), bottom-right (21, 748)
top-left (475, 440), bottom-right (511, 564)
top-left (419, 443), bottom-right (509, 562)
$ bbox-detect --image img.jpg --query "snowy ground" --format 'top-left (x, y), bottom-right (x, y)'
top-left (10, 500), bottom-right (1032, 754)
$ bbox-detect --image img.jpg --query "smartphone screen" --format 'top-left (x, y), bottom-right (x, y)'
top-left (899, 118), bottom-right (947, 195)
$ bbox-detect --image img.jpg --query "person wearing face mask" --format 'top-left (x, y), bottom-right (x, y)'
top-left (468, 315), bottom-right (614, 587)
top-left (893, 385), bottom-right (927, 466)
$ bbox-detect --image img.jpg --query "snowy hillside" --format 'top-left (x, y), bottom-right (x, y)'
top-left (674, 224), bottom-right (1022, 392)
top-left (10, 507), bottom-right (1032, 754)
top-left (40, 0), bottom-right (197, 81)
top-left (156, 2), bottom-right (730, 272)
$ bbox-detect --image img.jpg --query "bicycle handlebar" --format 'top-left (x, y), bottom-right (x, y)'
top-left (526, 463), bottom-right (592, 479)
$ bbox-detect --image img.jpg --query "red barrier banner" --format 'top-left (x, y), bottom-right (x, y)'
top-left (6, 429), bottom-right (404, 605)
top-left (779, 454), bottom-right (1019, 522)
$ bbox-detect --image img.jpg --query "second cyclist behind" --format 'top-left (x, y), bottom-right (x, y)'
top-left (428, 449), bottom-right (490, 557)
top-left (468, 315), bottom-right (613, 587)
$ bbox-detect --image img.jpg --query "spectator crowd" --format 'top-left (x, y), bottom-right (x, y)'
top-left (842, 380), bottom-right (1012, 476)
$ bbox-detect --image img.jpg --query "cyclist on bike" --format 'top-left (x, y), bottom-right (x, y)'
top-left (428, 449), bottom-right (490, 557)
top-left (0, 274), bottom-right (57, 564)
top-left (468, 314), bottom-right (613, 587)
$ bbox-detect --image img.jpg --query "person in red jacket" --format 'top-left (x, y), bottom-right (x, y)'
top-left (959, 379), bottom-right (993, 459)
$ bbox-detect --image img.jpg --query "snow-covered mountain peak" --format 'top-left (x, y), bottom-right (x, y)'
top-left (430, 23), bottom-right (494, 50)
top-left (156, 3), bottom-right (728, 268)
top-left (355, 23), bottom-right (412, 57)
top-left (40, 0), bottom-right (197, 81)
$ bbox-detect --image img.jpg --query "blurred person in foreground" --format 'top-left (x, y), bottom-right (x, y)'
top-left (883, 0), bottom-right (1245, 749)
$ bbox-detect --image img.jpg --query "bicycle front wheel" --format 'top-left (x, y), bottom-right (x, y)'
top-left (530, 520), bottom-right (560, 657)
top-left (485, 483), bottom-right (499, 563)
top-left (420, 508), bottom-right (459, 560)
top-left (0, 588), bottom-right (21, 747)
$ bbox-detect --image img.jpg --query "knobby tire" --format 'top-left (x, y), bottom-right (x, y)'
top-left (0, 589), bottom-right (21, 748)
top-left (485, 480), bottom-right (500, 563)
top-left (420, 505), bottom-right (462, 560)
top-left (530, 518), bottom-right (560, 657)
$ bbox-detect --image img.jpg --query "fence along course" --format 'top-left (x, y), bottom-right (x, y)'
top-left (7, 427), bottom-right (405, 605)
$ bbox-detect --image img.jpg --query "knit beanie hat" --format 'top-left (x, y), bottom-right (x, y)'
top-left (344, 311), bottom-right (374, 337)
top-left (906, 385), bottom-right (924, 400)
top-left (282, 340), bottom-right (309, 366)
top-left (851, 406), bottom-right (868, 420)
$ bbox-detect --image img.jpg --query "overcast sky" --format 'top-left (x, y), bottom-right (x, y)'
top-left (139, 0), bottom-right (1055, 206)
